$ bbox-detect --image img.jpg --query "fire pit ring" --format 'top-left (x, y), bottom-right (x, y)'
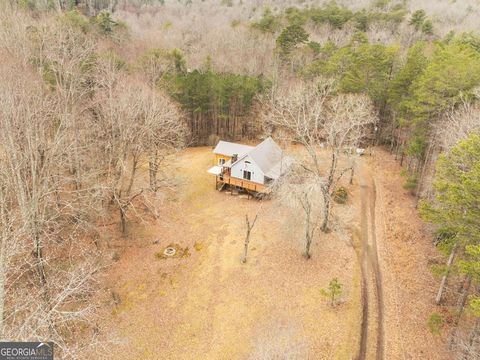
top-left (163, 247), bottom-right (176, 257)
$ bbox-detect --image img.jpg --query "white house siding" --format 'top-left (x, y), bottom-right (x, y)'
top-left (230, 155), bottom-right (265, 185)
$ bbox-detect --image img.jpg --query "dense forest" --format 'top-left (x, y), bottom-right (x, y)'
top-left (2, 0), bottom-right (480, 358)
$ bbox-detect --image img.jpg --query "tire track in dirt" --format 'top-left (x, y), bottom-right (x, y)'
top-left (357, 166), bottom-right (385, 360)
top-left (369, 179), bottom-right (385, 360)
top-left (358, 184), bottom-right (370, 360)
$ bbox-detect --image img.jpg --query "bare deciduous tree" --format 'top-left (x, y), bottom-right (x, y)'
top-left (242, 213), bottom-right (259, 263)
top-left (264, 79), bottom-right (377, 232)
top-left (94, 61), bottom-right (187, 234)
top-left (0, 59), bottom-right (105, 358)
top-left (320, 93), bottom-right (377, 231)
top-left (276, 165), bottom-right (323, 259)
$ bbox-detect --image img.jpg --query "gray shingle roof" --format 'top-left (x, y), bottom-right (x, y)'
top-left (247, 137), bottom-right (284, 179)
top-left (231, 137), bottom-right (290, 180)
top-left (213, 141), bottom-right (254, 157)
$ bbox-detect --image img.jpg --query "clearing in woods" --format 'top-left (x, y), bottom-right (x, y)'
top-left (100, 146), bottom-right (450, 359)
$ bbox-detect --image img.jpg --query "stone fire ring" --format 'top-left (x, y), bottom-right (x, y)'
top-left (164, 247), bottom-right (177, 257)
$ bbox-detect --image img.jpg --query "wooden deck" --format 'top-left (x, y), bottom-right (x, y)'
top-left (218, 174), bottom-right (270, 194)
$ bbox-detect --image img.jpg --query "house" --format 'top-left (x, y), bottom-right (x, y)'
top-left (212, 140), bottom-right (254, 167)
top-left (207, 137), bottom-right (289, 194)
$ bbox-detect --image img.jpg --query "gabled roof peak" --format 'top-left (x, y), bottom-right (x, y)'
top-left (225, 137), bottom-right (286, 179)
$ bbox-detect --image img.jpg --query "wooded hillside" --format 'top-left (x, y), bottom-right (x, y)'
top-left (2, 0), bottom-right (480, 358)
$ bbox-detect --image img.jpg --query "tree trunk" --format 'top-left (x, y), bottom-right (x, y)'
top-left (464, 317), bottom-right (480, 359)
top-left (304, 234), bottom-right (312, 259)
top-left (449, 275), bottom-right (472, 349)
top-left (304, 208), bottom-right (312, 259)
top-left (321, 150), bottom-right (339, 233)
top-left (327, 150), bottom-right (338, 188)
top-left (436, 244), bottom-right (458, 305)
top-left (457, 276), bottom-right (473, 315)
top-left (119, 206), bottom-right (127, 236)
top-left (148, 152), bottom-right (158, 193)
top-left (321, 191), bottom-right (330, 233)
top-left (242, 214), bottom-right (258, 263)
top-left (126, 156), bottom-right (138, 197)
top-left (242, 233), bottom-right (250, 263)
top-left (33, 227), bottom-right (47, 288)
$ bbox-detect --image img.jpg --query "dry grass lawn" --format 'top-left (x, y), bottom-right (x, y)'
top-left (100, 146), bottom-right (360, 359)
top-left (97, 146), bottom-right (451, 359)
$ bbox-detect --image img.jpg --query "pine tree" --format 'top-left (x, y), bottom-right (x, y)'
top-left (325, 33), bottom-right (398, 107)
top-left (401, 44), bottom-right (480, 159)
top-left (421, 132), bottom-right (480, 245)
top-left (421, 133), bottom-right (480, 306)
top-left (409, 9), bottom-right (426, 31)
top-left (276, 24), bottom-right (309, 58)
top-left (320, 278), bottom-right (343, 306)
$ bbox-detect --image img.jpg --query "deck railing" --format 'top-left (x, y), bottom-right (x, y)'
top-left (219, 174), bottom-right (269, 193)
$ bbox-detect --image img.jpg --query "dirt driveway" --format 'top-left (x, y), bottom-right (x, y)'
top-left (99, 147), bottom-right (450, 360)
top-left (362, 151), bottom-right (451, 360)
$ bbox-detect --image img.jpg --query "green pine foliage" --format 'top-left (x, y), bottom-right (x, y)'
top-left (333, 187), bottom-right (348, 204)
top-left (409, 9), bottom-right (427, 30)
top-left (285, 7), bottom-right (308, 26)
top-left (458, 244), bottom-right (480, 316)
top-left (452, 32), bottom-right (480, 53)
top-left (60, 10), bottom-right (91, 33)
top-left (276, 24), bottom-right (309, 58)
top-left (323, 33), bottom-right (398, 105)
top-left (251, 8), bottom-right (281, 33)
top-left (307, 41), bottom-right (322, 56)
top-left (422, 20), bottom-right (433, 35)
top-left (90, 10), bottom-right (128, 36)
top-left (164, 69), bottom-right (266, 122)
top-left (320, 278), bottom-right (343, 306)
top-left (421, 132), bottom-right (480, 249)
top-left (421, 133), bottom-right (480, 317)
top-left (309, 3), bottom-right (354, 29)
top-left (353, 10), bottom-right (369, 32)
top-left (412, 44), bottom-right (480, 114)
top-left (394, 43), bottom-right (480, 158)
top-left (409, 9), bottom-right (434, 35)
top-left (388, 42), bottom-right (431, 116)
top-left (59, 9), bottom-right (127, 37)
top-left (251, 4), bottom-right (407, 34)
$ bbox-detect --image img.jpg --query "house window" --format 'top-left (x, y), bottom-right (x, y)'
top-left (218, 158), bottom-right (225, 166)
top-left (243, 170), bottom-right (252, 181)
